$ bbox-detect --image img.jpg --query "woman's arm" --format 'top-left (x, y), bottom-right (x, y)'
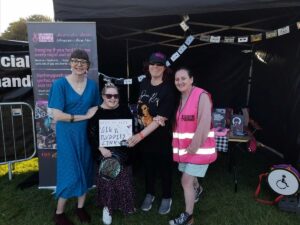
top-left (186, 93), bottom-right (212, 153)
top-left (127, 120), bottom-right (160, 147)
top-left (99, 147), bottom-right (112, 158)
top-left (52, 106), bottom-right (98, 122)
top-left (128, 82), bottom-right (174, 147)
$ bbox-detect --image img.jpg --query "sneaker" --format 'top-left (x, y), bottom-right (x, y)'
top-left (102, 207), bottom-right (112, 225)
top-left (194, 185), bottom-right (203, 203)
top-left (169, 212), bottom-right (194, 225)
top-left (141, 194), bottom-right (155, 211)
top-left (158, 198), bottom-right (172, 215)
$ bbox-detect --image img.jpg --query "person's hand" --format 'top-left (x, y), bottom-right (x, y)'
top-left (186, 143), bottom-right (198, 154)
top-left (99, 147), bottom-right (112, 158)
top-left (86, 106), bottom-right (98, 119)
top-left (153, 115), bottom-right (167, 126)
top-left (127, 134), bottom-right (143, 147)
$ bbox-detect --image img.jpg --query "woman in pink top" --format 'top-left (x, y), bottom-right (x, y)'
top-left (169, 67), bottom-right (216, 225)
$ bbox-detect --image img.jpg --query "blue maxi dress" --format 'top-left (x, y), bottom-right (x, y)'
top-left (48, 77), bottom-right (100, 199)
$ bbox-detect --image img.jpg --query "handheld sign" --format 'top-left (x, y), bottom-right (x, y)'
top-left (99, 119), bottom-right (132, 147)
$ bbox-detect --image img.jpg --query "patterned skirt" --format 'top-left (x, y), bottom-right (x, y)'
top-left (95, 166), bottom-right (135, 215)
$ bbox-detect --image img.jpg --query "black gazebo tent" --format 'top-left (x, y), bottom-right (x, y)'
top-left (51, 0), bottom-right (300, 166)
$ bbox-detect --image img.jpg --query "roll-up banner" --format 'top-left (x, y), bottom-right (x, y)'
top-left (27, 22), bottom-right (99, 188)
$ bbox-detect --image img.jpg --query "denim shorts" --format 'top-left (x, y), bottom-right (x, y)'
top-left (178, 163), bottom-right (209, 177)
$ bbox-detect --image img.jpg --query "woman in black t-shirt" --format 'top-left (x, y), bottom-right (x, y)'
top-left (128, 52), bottom-right (175, 215)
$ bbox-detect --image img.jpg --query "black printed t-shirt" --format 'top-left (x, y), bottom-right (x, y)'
top-left (137, 78), bottom-right (175, 152)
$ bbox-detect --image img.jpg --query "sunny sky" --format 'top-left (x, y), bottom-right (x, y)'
top-left (0, 0), bottom-right (54, 34)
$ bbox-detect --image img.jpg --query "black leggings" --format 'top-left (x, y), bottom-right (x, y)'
top-left (142, 150), bottom-right (173, 199)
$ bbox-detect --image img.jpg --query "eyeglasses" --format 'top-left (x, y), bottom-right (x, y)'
top-left (70, 58), bottom-right (88, 65)
top-left (149, 62), bottom-right (164, 67)
top-left (103, 94), bottom-right (119, 99)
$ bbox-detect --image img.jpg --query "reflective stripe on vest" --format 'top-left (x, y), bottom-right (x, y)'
top-left (173, 131), bottom-right (215, 139)
top-left (173, 147), bottom-right (216, 155)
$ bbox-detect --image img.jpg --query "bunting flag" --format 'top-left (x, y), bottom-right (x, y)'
top-left (123, 79), bottom-right (133, 85)
top-left (180, 21), bottom-right (189, 31)
top-left (199, 35), bottom-right (210, 42)
top-left (98, 20), bottom-right (300, 86)
top-left (137, 75), bottom-right (146, 82)
top-left (224, 36), bottom-right (235, 43)
top-left (185, 35), bottom-right (195, 46)
top-left (210, 36), bottom-right (221, 43)
top-left (266, 30), bottom-right (278, 39)
top-left (277, 26), bottom-right (290, 36)
top-left (170, 52), bottom-right (180, 62)
top-left (250, 33), bottom-right (262, 42)
top-left (178, 43), bottom-right (188, 54)
top-left (238, 36), bottom-right (249, 43)
top-left (166, 60), bottom-right (171, 67)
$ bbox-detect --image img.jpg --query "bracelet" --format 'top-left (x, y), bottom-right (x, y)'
top-left (139, 132), bottom-right (144, 139)
top-left (70, 114), bottom-right (74, 123)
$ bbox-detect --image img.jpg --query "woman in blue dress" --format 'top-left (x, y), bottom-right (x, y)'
top-left (48, 49), bottom-right (100, 225)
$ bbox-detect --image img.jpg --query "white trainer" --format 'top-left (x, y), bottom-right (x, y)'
top-left (102, 207), bottom-right (112, 225)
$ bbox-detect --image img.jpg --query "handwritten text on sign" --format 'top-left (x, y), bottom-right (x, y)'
top-left (99, 119), bottom-right (132, 147)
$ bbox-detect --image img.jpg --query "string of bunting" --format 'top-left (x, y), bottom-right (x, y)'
top-left (98, 34), bottom-right (195, 85)
top-left (198, 21), bottom-right (300, 44)
top-left (99, 72), bottom-right (146, 85)
top-left (98, 19), bottom-right (300, 85)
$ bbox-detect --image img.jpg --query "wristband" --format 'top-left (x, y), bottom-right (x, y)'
top-left (139, 132), bottom-right (144, 139)
top-left (70, 114), bottom-right (74, 122)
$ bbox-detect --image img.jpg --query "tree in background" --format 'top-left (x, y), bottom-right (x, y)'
top-left (1, 15), bottom-right (52, 41)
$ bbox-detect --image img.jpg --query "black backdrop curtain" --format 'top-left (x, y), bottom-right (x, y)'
top-left (250, 32), bottom-right (300, 167)
top-left (97, 33), bottom-right (300, 166)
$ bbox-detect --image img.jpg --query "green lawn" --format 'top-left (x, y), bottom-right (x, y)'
top-left (1, 148), bottom-right (299, 225)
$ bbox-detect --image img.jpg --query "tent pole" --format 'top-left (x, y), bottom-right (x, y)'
top-left (246, 46), bottom-right (254, 106)
top-left (126, 39), bottom-right (130, 103)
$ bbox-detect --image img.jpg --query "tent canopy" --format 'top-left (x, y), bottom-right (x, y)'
top-left (53, 0), bottom-right (300, 19)
top-left (52, 0), bottom-right (300, 164)
top-left (53, 1), bottom-right (300, 51)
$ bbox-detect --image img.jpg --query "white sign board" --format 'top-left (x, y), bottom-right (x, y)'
top-left (99, 119), bottom-right (132, 147)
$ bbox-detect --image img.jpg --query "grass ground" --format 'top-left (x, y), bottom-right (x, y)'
top-left (1, 147), bottom-right (299, 225)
